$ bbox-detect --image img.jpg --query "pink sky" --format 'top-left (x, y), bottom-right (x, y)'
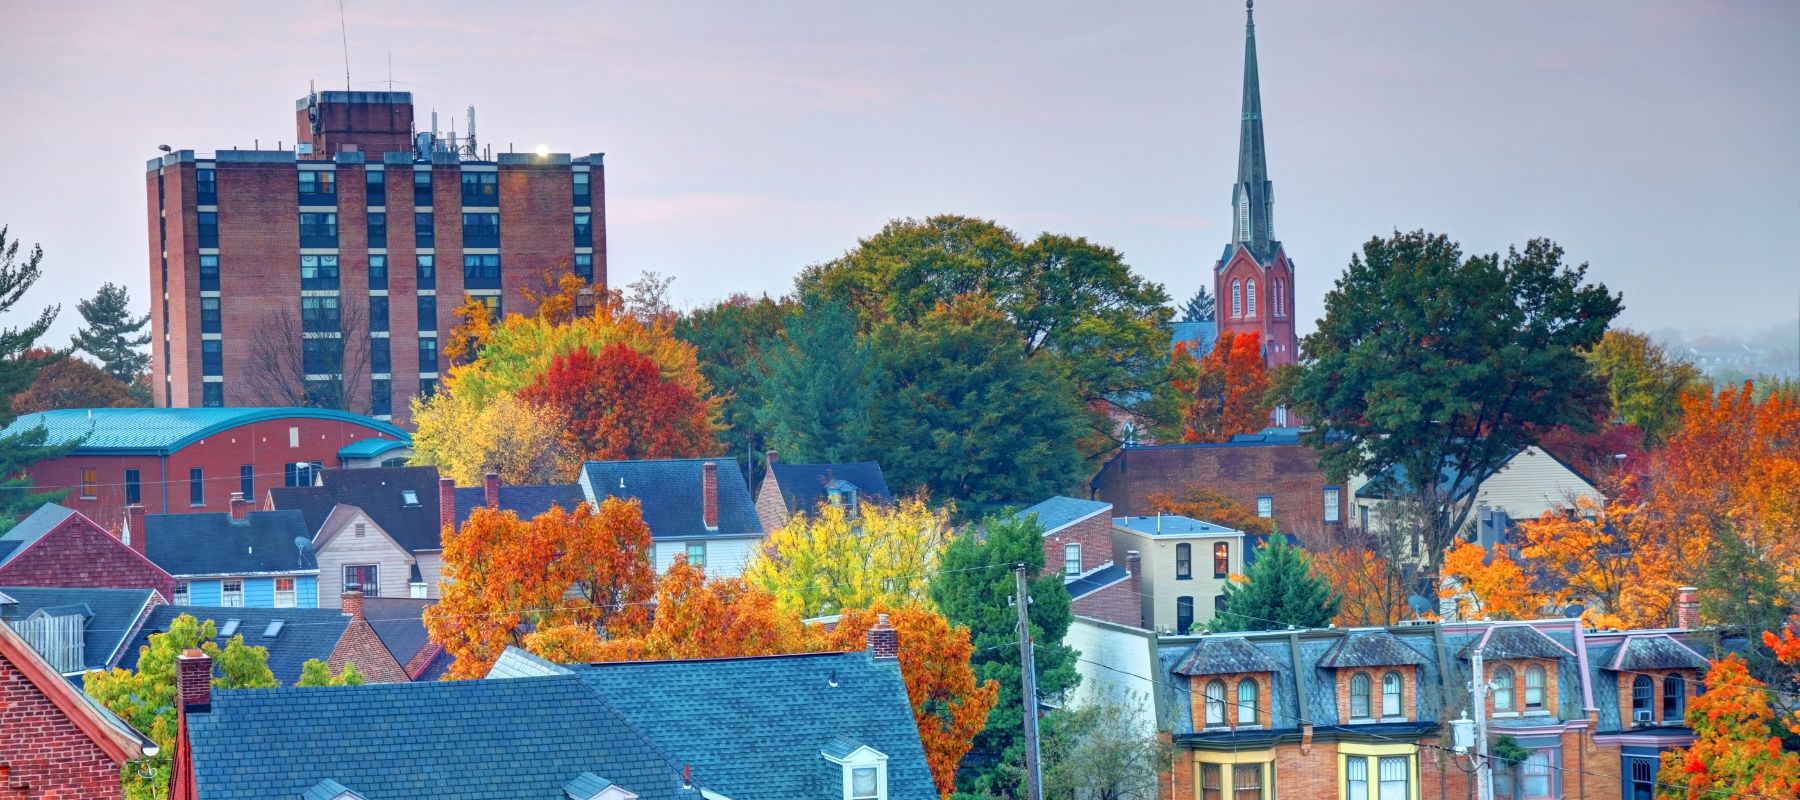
top-left (2, 1), bottom-right (1796, 344)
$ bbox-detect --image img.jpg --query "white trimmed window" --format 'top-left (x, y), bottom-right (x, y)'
top-left (1232, 280), bottom-right (1243, 318)
top-left (1063, 543), bottom-right (1081, 577)
top-left (274, 577), bottom-right (297, 608)
top-left (221, 580), bottom-right (243, 608)
top-left (1246, 279), bottom-right (1257, 317)
top-left (824, 743), bottom-right (888, 800)
top-left (174, 582), bottom-right (190, 606)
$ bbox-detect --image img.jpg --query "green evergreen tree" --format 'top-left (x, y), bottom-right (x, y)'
top-left (930, 514), bottom-right (1079, 797)
top-left (1210, 532), bottom-right (1340, 632)
top-left (755, 293), bottom-right (874, 464)
top-left (674, 293), bottom-right (792, 475)
top-left (0, 226), bottom-right (77, 529)
top-left (1179, 285), bottom-right (1216, 323)
top-left (869, 294), bottom-right (1086, 503)
top-left (71, 282), bottom-right (150, 385)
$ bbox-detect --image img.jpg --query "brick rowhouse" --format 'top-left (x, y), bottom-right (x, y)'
top-left (149, 90), bottom-right (607, 425)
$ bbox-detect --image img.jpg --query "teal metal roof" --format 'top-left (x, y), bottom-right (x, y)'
top-left (338, 438), bottom-right (412, 459)
top-left (0, 408), bottom-right (408, 456)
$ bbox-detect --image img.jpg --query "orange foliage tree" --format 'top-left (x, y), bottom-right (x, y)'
top-left (425, 498), bottom-right (656, 679)
top-left (572, 557), bottom-right (818, 662)
top-left (1439, 540), bottom-right (1541, 621)
top-left (1311, 545), bottom-right (1414, 627)
top-left (518, 342), bottom-right (716, 463)
top-left (826, 607), bottom-right (999, 798)
top-left (1656, 653), bottom-right (1800, 799)
top-left (1146, 485), bottom-right (1274, 536)
top-left (1163, 330), bottom-right (1269, 444)
top-left (1516, 496), bottom-right (1672, 629)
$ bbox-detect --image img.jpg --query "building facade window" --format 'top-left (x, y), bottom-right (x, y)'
top-left (463, 253), bottom-right (501, 288)
top-left (1345, 756), bottom-right (1368, 800)
top-left (1631, 675), bottom-right (1654, 722)
top-left (1663, 674), bottom-right (1685, 720)
top-left (1382, 671), bottom-right (1403, 717)
top-left (199, 254), bottom-right (220, 291)
top-left (686, 542), bottom-right (706, 569)
top-left (368, 254), bottom-right (388, 289)
top-left (221, 580), bottom-right (243, 607)
top-left (274, 577), bottom-right (296, 608)
top-left (1495, 666), bottom-right (1516, 712)
top-left (297, 170), bottom-right (336, 203)
top-left (300, 254), bottom-right (340, 290)
top-left (1176, 543), bottom-right (1192, 579)
top-left (849, 766), bottom-right (879, 800)
top-left (301, 296), bottom-right (341, 332)
top-left (1203, 679), bottom-right (1226, 726)
top-left (284, 461), bottom-right (321, 487)
top-left (419, 337), bottom-right (439, 374)
top-left (414, 211), bottom-right (434, 248)
top-left (1524, 664), bottom-right (1547, 710)
top-left (1201, 764), bottom-right (1223, 800)
top-left (173, 582), bottom-right (189, 606)
top-left (345, 564), bottom-right (379, 595)
top-left (1520, 750), bottom-right (1553, 799)
top-left (1349, 672), bottom-right (1372, 719)
top-left (1628, 759), bottom-right (1655, 800)
top-left (412, 169), bottom-right (432, 206)
top-left (371, 378), bottom-right (391, 417)
top-left (574, 253), bottom-right (594, 280)
top-left (460, 171), bottom-right (499, 206)
top-left (367, 211), bottom-right (387, 247)
top-left (369, 295), bottom-right (389, 332)
top-left (197, 211), bottom-right (218, 248)
top-left (371, 337), bottom-right (391, 373)
top-left (1325, 487), bottom-right (1341, 522)
top-left (1246, 278), bottom-right (1257, 317)
top-left (1063, 543), bottom-right (1081, 577)
top-left (1231, 279), bottom-right (1242, 317)
top-left (199, 296), bottom-right (222, 333)
top-left (239, 464), bottom-right (253, 500)
top-left (419, 377), bottom-right (436, 397)
top-left (417, 295), bottom-right (437, 332)
top-left (201, 339), bottom-right (223, 375)
top-left (1234, 765), bottom-right (1263, 800)
top-left (298, 212), bottom-right (338, 247)
top-left (1377, 756), bottom-right (1408, 800)
top-left (1177, 596), bottom-right (1195, 635)
top-left (573, 170), bottom-right (591, 205)
top-left (196, 168), bottom-right (216, 205)
top-left (416, 255), bottom-right (435, 289)
top-left (1256, 496), bottom-right (1273, 518)
top-left (574, 212), bottom-right (592, 246)
top-left (1237, 678), bottom-right (1258, 726)
top-left (79, 468), bottom-right (97, 499)
top-left (125, 469), bottom-right (141, 505)
top-left (365, 169), bottom-right (386, 206)
top-left (202, 383), bottom-right (223, 407)
top-left (1214, 542), bottom-right (1229, 578)
top-left (462, 212), bottom-right (500, 248)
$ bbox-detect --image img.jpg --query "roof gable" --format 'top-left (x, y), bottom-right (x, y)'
top-left (580, 459), bottom-right (763, 540)
top-left (269, 466), bottom-right (447, 554)
top-left (312, 504), bottom-right (416, 563)
top-left (1608, 634), bottom-right (1711, 672)
top-left (0, 585), bottom-right (158, 672)
top-left (1173, 636), bottom-right (1283, 676)
top-left (1316, 630), bottom-right (1431, 668)
top-left (0, 503), bottom-right (80, 570)
top-left (145, 510), bottom-right (317, 576)
top-left (767, 462), bottom-right (895, 515)
top-left (0, 620), bottom-right (149, 763)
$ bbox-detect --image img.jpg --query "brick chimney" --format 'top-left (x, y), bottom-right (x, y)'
top-left (701, 461), bottom-right (719, 531)
top-left (342, 587), bottom-right (364, 620)
top-left (1125, 550), bottom-right (1145, 629)
top-left (177, 648), bottom-right (212, 712)
top-left (866, 613), bottom-right (898, 659)
top-left (765, 450), bottom-right (778, 466)
top-left (229, 492), bottom-right (250, 521)
top-left (439, 476), bottom-right (456, 535)
top-left (484, 472), bottom-right (501, 509)
top-left (126, 504), bottom-right (147, 557)
top-left (1674, 586), bottom-right (1700, 629)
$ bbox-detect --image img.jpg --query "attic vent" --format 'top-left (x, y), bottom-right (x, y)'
top-left (401, 490), bottom-right (420, 507)
top-left (219, 619), bottom-right (240, 637)
top-left (264, 620), bottom-right (285, 638)
top-left (618, 477), bottom-right (626, 489)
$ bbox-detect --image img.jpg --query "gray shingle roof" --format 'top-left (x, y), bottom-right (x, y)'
top-left (1016, 496), bottom-right (1111, 535)
top-left (1065, 564), bottom-right (1129, 601)
top-left (145, 511), bottom-right (316, 577)
top-left (1316, 630), bottom-right (1431, 668)
top-left (1457, 624), bottom-right (1576, 661)
top-left (361, 597), bottom-right (434, 667)
top-left (269, 466), bottom-right (447, 554)
top-left (1608, 634), bottom-right (1711, 672)
top-left (453, 484), bottom-right (586, 527)
top-left (571, 651), bottom-right (937, 799)
top-left (1172, 636), bottom-right (1284, 676)
top-left (186, 676), bottom-right (692, 799)
top-left (580, 459), bottom-right (763, 540)
top-left (0, 585), bottom-right (157, 672)
top-left (0, 503), bottom-right (78, 568)
top-left (767, 461), bottom-right (895, 515)
top-left (122, 605), bottom-right (349, 685)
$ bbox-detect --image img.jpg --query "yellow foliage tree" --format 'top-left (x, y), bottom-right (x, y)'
top-left (1440, 540), bottom-right (1542, 621)
top-left (743, 496), bottom-right (954, 618)
top-left (410, 391), bottom-right (574, 484)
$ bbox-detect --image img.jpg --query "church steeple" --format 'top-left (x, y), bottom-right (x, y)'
top-left (1232, 0), bottom-right (1275, 260)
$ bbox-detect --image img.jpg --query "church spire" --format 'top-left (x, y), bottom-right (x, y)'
top-left (1232, 0), bottom-right (1275, 259)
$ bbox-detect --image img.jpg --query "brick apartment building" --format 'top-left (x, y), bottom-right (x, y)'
top-left (1091, 432), bottom-right (1348, 545)
top-left (148, 89), bottom-right (607, 424)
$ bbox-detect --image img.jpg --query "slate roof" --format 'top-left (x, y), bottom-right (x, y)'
top-left (122, 605), bottom-right (350, 685)
top-left (767, 461), bottom-right (895, 515)
top-left (1315, 630), bottom-right (1431, 668)
top-left (0, 586), bottom-right (158, 673)
top-left (1066, 564), bottom-right (1129, 601)
top-left (186, 675), bottom-right (692, 799)
top-left (0, 503), bottom-right (79, 566)
top-left (1114, 514), bottom-right (1243, 537)
top-left (144, 511), bottom-right (317, 577)
top-left (361, 597), bottom-right (434, 668)
top-left (1457, 624), bottom-right (1576, 661)
top-left (1016, 496), bottom-right (1112, 535)
top-left (1172, 635), bottom-right (1283, 676)
top-left (0, 407), bottom-right (406, 456)
top-left (570, 651), bottom-right (937, 799)
top-left (580, 459), bottom-right (764, 540)
top-left (270, 466), bottom-right (447, 553)
top-left (453, 484), bottom-right (586, 528)
top-left (1608, 634), bottom-right (1711, 672)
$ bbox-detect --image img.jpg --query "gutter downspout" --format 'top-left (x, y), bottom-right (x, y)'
top-left (159, 454), bottom-right (169, 513)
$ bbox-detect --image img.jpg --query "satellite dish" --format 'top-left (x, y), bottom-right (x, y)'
top-left (294, 536), bottom-right (314, 553)
top-left (1563, 604), bottom-right (1586, 619)
top-left (1406, 595), bottom-right (1434, 615)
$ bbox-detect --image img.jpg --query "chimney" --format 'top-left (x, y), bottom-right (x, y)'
top-left (1674, 586), bottom-right (1700, 629)
top-left (342, 587), bottom-right (364, 619)
top-left (177, 648), bottom-right (213, 712)
top-left (765, 450), bottom-right (778, 466)
top-left (484, 472), bottom-right (500, 509)
top-left (126, 504), bottom-right (147, 557)
top-left (439, 477), bottom-right (456, 535)
top-left (701, 461), bottom-right (719, 531)
top-left (866, 613), bottom-right (899, 659)
top-left (1125, 550), bottom-right (1145, 629)
top-left (229, 492), bottom-right (250, 521)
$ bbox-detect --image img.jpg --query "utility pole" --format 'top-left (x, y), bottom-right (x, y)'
top-left (1014, 563), bottom-right (1043, 800)
top-left (1470, 647), bottom-right (1493, 800)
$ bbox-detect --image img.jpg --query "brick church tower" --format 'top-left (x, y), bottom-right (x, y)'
top-left (1213, 0), bottom-right (1300, 367)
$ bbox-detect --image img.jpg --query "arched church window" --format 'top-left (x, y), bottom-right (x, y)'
top-left (1246, 279), bottom-right (1257, 318)
top-left (1231, 280), bottom-right (1242, 318)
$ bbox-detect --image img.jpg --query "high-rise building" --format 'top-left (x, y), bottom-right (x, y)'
top-left (1211, 0), bottom-right (1300, 367)
top-left (147, 90), bottom-right (606, 424)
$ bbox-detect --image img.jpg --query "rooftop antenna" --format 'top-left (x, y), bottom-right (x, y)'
top-left (466, 105), bottom-right (478, 158)
top-left (338, 0), bottom-right (352, 92)
top-left (387, 50), bottom-right (393, 93)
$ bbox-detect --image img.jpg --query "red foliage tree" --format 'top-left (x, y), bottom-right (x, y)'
top-left (1167, 330), bottom-right (1269, 443)
top-left (518, 341), bottom-right (716, 462)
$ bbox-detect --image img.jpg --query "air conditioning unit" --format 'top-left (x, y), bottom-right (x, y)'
top-left (1633, 709), bottom-right (1653, 725)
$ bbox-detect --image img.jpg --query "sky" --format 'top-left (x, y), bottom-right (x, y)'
top-left (2, 0), bottom-right (1797, 350)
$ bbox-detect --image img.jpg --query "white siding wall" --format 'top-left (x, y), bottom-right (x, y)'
top-left (1065, 617), bottom-right (1159, 735)
top-left (315, 509), bottom-right (414, 606)
top-left (414, 551), bottom-right (445, 598)
top-left (653, 537), bottom-right (762, 578)
top-left (1474, 446), bottom-right (1604, 523)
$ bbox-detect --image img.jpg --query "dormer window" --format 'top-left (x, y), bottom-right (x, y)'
top-left (1204, 679), bottom-right (1227, 727)
top-left (1236, 678), bottom-right (1258, 726)
top-left (1524, 664), bottom-right (1546, 710)
top-left (1349, 672), bottom-right (1372, 719)
top-left (1381, 671), bottom-right (1403, 718)
top-left (827, 482), bottom-right (859, 514)
top-left (823, 740), bottom-right (887, 800)
top-left (1494, 666), bottom-right (1516, 712)
top-left (851, 767), bottom-right (878, 800)
top-left (1664, 674), bottom-right (1686, 720)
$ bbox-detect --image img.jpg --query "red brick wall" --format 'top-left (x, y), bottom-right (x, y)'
top-left (0, 654), bottom-right (125, 799)
top-left (218, 162), bottom-right (301, 407)
top-left (1213, 246), bottom-right (1299, 368)
top-left (298, 98), bottom-right (414, 159)
top-left (1092, 443), bottom-right (1346, 544)
top-left (326, 618), bottom-right (408, 684)
top-left (1040, 511), bottom-right (1112, 579)
top-left (0, 512), bottom-right (175, 599)
top-left (1071, 579), bottom-right (1141, 628)
top-left (1332, 665), bottom-right (1420, 723)
top-left (498, 160), bottom-right (582, 303)
top-left (149, 160), bottom-right (198, 408)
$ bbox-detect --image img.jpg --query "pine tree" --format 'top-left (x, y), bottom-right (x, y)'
top-left (0, 226), bottom-right (76, 528)
top-left (1179, 285), bottom-right (1216, 323)
top-left (756, 294), bottom-right (874, 464)
top-left (1211, 532), bottom-right (1341, 632)
top-left (929, 514), bottom-right (1078, 797)
top-left (70, 282), bottom-right (150, 384)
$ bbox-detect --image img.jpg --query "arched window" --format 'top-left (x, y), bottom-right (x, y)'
top-left (1524, 664), bottom-right (1547, 710)
top-left (1237, 195), bottom-right (1250, 241)
top-left (1631, 675), bottom-right (1654, 722)
top-left (1663, 674), bottom-right (1686, 720)
top-left (1493, 666), bottom-right (1515, 712)
top-left (1237, 679), bottom-right (1258, 726)
top-left (1275, 280), bottom-right (1286, 316)
top-left (1381, 671), bottom-right (1403, 718)
top-left (1231, 280), bottom-right (1243, 318)
top-left (1246, 279), bottom-right (1258, 318)
top-left (1204, 680), bottom-right (1227, 726)
top-left (1349, 672), bottom-right (1372, 719)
